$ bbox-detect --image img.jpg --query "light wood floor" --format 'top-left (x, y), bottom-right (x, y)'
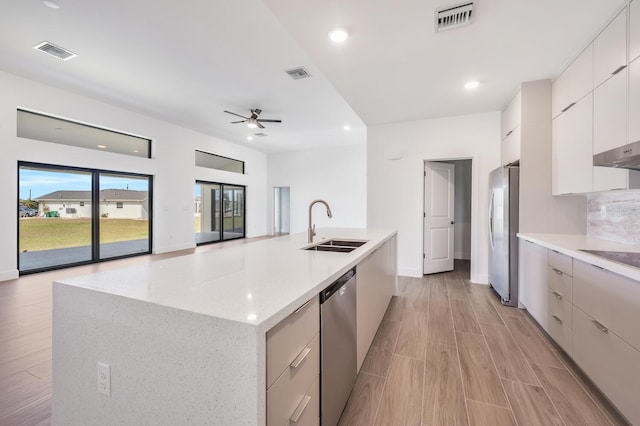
top-left (339, 261), bottom-right (628, 426)
top-left (0, 236), bottom-right (271, 426)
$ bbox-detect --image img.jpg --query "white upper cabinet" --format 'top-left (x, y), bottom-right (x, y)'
top-left (631, 0), bottom-right (640, 63)
top-left (502, 125), bottom-right (521, 166)
top-left (501, 91), bottom-right (521, 140)
top-left (629, 57), bottom-right (640, 143)
top-left (594, 69), bottom-right (627, 154)
top-left (593, 7), bottom-right (628, 89)
top-left (552, 46), bottom-right (593, 119)
top-left (552, 95), bottom-right (593, 195)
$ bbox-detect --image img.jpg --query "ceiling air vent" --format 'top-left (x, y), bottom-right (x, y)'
top-left (285, 67), bottom-right (311, 80)
top-left (33, 41), bottom-right (77, 61)
top-left (435, 2), bottom-right (475, 32)
top-left (253, 132), bottom-right (268, 137)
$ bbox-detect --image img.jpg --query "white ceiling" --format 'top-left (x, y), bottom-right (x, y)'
top-left (0, 0), bottom-right (626, 152)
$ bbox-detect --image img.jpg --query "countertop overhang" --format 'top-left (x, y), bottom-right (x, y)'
top-left (517, 233), bottom-right (640, 282)
top-left (54, 228), bottom-right (396, 333)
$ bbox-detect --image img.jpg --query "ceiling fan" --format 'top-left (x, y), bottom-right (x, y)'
top-left (224, 109), bottom-right (282, 129)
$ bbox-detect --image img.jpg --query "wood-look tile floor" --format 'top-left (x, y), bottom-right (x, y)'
top-left (339, 261), bottom-right (628, 426)
top-left (0, 236), bottom-right (272, 426)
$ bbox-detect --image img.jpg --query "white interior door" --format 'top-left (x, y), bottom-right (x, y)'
top-left (424, 162), bottom-right (455, 274)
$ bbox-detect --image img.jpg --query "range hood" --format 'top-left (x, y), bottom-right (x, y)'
top-left (594, 141), bottom-right (640, 171)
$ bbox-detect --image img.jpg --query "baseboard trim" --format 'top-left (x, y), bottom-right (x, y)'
top-left (398, 267), bottom-right (422, 278)
top-left (153, 242), bottom-right (197, 255)
top-left (0, 269), bottom-right (19, 282)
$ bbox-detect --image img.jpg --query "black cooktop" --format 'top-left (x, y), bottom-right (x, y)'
top-left (579, 249), bottom-right (640, 268)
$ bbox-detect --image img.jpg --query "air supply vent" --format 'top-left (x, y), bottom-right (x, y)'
top-left (253, 132), bottom-right (268, 137)
top-left (285, 67), bottom-right (311, 80)
top-left (435, 2), bottom-right (475, 32)
top-left (33, 41), bottom-right (77, 60)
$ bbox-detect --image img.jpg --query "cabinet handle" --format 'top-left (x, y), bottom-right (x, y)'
top-left (552, 267), bottom-right (563, 276)
top-left (290, 395), bottom-right (312, 423)
top-left (552, 315), bottom-right (563, 324)
top-left (612, 65), bottom-right (627, 75)
top-left (561, 102), bottom-right (576, 113)
top-left (506, 129), bottom-right (514, 137)
top-left (552, 291), bottom-right (563, 300)
top-left (592, 320), bottom-right (608, 333)
top-left (290, 347), bottom-right (311, 369)
top-left (294, 299), bottom-right (312, 314)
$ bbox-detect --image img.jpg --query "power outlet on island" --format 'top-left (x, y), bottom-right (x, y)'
top-left (97, 362), bottom-right (111, 397)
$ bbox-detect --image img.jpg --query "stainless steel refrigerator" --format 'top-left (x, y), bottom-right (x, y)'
top-left (489, 164), bottom-right (519, 306)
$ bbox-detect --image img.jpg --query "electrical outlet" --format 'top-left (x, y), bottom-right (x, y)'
top-left (97, 362), bottom-right (111, 397)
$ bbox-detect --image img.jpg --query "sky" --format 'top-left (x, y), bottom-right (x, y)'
top-left (19, 168), bottom-right (149, 200)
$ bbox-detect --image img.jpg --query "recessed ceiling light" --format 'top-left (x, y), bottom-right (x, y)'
top-left (329, 28), bottom-right (349, 43)
top-left (464, 80), bottom-right (480, 90)
top-left (247, 136), bottom-right (254, 141)
top-left (133, 150), bottom-right (139, 153)
top-left (43, 0), bottom-right (60, 9)
top-left (97, 144), bottom-right (107, 149)
top-left (247, 314), bottom-right (257, 321)
top-left (344, 125), bottom-right (351, 131)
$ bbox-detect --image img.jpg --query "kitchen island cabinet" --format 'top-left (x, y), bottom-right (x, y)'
top-left (52, 228), bottom-right (397, 425)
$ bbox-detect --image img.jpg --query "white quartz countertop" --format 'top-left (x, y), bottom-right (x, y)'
top-left (517, 233), bottom-right (640, 282)
top-left (54, 228), bottom-right (396, 332)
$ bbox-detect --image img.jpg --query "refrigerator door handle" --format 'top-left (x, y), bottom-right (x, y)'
top-left (489, 191), bottom-right (495, 250)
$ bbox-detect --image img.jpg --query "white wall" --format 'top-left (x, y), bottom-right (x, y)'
top-left (267, 144), bottom-right (367, 235)
top-left (368, 112), bottom-right (501, 283)
top-left (0, 70), bottom-right (267, 281)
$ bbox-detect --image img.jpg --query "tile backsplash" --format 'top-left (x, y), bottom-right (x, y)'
top-left (587, 191), bottom-right (640, 245)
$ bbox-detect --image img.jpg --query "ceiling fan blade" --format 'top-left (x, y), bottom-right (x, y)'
top-left (257, 122), bottom-right (265, 129)
top-left (230, 120), bottom-right (246, 124)
top-left (224, 110), bottom-right (249, 119)
top-left (256, 119), bottom-right (282, 123)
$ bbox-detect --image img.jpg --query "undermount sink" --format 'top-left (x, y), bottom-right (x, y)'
top-left (303, 239), bottom-right (369, 253)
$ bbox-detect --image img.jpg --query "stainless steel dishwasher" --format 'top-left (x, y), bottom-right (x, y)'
top-left (320, 267), bottom-right (357, 426)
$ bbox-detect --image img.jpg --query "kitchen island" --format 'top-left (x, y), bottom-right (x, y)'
top-left (52, 228), bottom-right (397, 425)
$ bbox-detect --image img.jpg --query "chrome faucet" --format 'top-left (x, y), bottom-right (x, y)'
top-left (308, 199), bottom-right (332, 243)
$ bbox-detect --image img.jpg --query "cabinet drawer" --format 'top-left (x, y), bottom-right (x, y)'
top-left (547, 266), bottom-right (572, 302)
top-left (548, 290), bottom-right (572, 330)
top-left (547, 311), bottom-right (572, 356)
top-left (267, 333), bottom-right (319, 426)
top-left (573, 306), bottom-right (640, 425)
top-left (267, 296), bottom-right (319, 389)
top-left (573, 260), bottom-right (640, 351)
top-left (548, 250), bottom-right (572, 276)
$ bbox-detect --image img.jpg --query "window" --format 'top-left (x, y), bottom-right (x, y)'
top-left (18, 162), bottom-right (152, 273)
top-left (194, 181), bottom-right (245, 245)
top-left (116, 202), bottom-right (123, 209)
top-left (195, 150), bottom-right (244, 174)
top-left (17, 109), bottom-right (151, 158)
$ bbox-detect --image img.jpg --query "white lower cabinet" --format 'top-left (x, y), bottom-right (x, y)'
top-left (573, 307), bottom-right (640, 425)
top-left (267, 334), bottom-right (320, 426)
top-left (266, 298), bottom-right (320, 426)
top-left (356, 235), bottom-right (396, 371)
top-left (518, 239), bottom-right (548, 329)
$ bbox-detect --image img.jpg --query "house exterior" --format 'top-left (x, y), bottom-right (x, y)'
top-left (35, 189), bottom-right (149, 219)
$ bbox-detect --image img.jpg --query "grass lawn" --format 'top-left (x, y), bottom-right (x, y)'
top-left (19, 218), bottom-right (149, 251)
top-left (194, 215), bottom-right (244, 233)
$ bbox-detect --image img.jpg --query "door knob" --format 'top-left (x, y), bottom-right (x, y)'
top-left (450, 221), bottom-right (455, 225)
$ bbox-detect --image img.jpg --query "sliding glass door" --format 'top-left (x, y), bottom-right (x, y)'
top-left (195, 181), bottom-right (245, 245)
top-left (18, 163), bottom-right (152, 273)
top-left (18, 166), bottom-right (93, 271)
top-left (99, 173), bottom-right (151, 259)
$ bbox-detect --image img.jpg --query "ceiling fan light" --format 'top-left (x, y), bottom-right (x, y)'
top-left (247, 118), bottom-right (258, 129)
